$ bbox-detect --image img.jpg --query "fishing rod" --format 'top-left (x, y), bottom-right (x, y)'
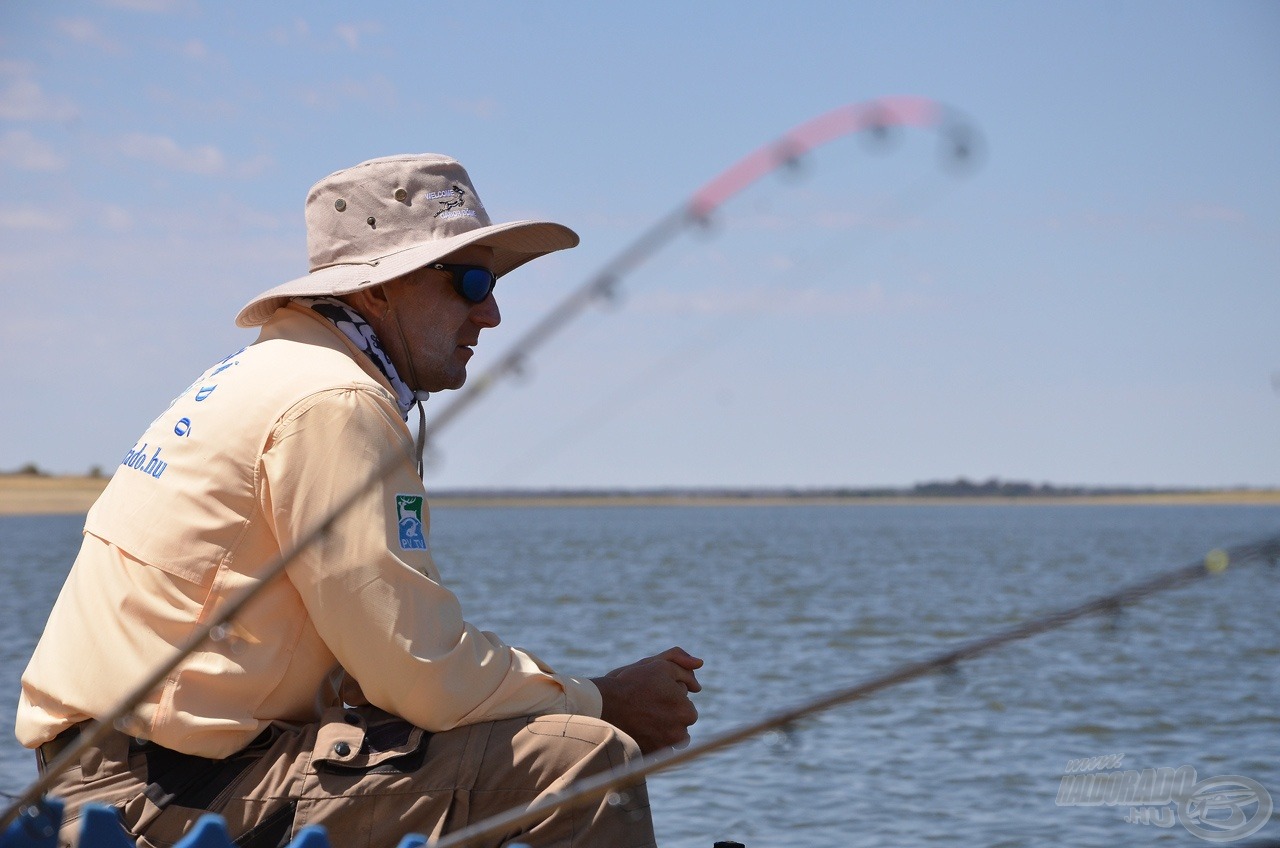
top-left (426, 532), bottom-right (1280, 848)
top-left (0, 95), bottom-right (978, 832)
top-left (419, 95), bottom-right (981, 456)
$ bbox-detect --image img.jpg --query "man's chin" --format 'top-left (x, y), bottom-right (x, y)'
top-left (414, 365), bottom-right (467, 394)
top-left (438, 369), bottom-right (467, 392)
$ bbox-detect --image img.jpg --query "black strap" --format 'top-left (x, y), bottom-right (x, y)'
top-left (135, 728), bottom-right (283, 843)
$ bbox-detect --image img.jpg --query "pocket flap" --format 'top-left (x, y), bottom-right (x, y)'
top-left (312, 708), bottom-right (426, 769)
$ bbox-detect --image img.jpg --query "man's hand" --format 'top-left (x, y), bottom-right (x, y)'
top-left (591, 647), bottom-right (703, 754)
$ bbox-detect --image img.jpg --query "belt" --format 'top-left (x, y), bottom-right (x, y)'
top-left (36, 721), bottom-right (89, 772)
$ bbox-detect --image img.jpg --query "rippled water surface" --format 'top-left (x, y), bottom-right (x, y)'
top-left (3, 505), bottom-right (1278, 846)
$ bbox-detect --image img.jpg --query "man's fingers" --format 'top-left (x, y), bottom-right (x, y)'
top-left (655, 648), bottom-right (703, 693)
top-left (658, 646), bottom-right (704, 670)
top-left (666, 662), bottom-right (702, 693)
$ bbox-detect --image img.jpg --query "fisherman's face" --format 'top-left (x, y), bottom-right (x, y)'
top-left (375, 245), bottom-right (501, 392)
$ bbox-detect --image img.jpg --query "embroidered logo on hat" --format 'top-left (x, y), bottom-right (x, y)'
top-left (429, 185), bottom-right (466, 215)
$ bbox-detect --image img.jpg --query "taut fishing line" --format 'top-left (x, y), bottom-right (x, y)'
top-left (484, 329), bottom-right (727, 485)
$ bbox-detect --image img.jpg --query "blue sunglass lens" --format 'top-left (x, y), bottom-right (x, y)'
top-left (434, 264), bottom-right (496, 303)
top-left (458, 268), bottom-right (495, 303)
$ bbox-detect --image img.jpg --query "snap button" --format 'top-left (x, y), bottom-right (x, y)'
top-left (394, 188), bottom-right (408, 202)
top-left (366, 216), bottom-right (376, 228)
top-left (334, 199), bottom-right (347, 212)
top-left (333, 741), bottom-right (351, 757)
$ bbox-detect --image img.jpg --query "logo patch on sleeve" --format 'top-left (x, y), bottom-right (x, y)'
top-left (395, 494), bottom-right (427, 550)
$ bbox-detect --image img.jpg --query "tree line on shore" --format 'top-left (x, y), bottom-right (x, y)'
top-left (428, 478), bottom-right (1220, 500)
top-left (2, 463), bottom-right (105, 478)
top-left (0, 467), bottom-right (1243, 499)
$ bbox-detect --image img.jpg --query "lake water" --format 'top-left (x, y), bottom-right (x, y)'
top-left (2, 504), bottom-right (1278, 847)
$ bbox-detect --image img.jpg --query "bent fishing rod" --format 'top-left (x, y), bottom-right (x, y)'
top-left (427, 532), bottom-right (1280, 848)
top-left (1, 95), bottom-right (978, 830)
top-left (419, 95), bottom-right (981, 453)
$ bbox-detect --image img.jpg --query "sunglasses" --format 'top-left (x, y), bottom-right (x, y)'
top-left (431, 263), bottom-right (497, 304)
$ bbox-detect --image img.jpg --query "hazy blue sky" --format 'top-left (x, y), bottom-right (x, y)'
top-left (2, 1), bottom-right (1277, 489)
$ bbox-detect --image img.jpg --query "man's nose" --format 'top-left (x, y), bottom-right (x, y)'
top-left (471, 294), bottom-right (500, 328)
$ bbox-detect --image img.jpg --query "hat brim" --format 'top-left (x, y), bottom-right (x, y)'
top-left (235, 219), bottom-right (578, 327)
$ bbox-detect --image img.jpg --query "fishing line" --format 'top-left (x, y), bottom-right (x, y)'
top-left (426, 532), bottom-right (1279, 848)
top-left (482, 328), bottom-right (726, 485)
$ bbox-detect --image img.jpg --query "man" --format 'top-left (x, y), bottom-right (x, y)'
top-left (17, 153), bottom-right (702, 847)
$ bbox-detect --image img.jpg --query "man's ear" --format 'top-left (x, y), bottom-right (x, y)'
top-left (340, 284), bottom-right (391, 319)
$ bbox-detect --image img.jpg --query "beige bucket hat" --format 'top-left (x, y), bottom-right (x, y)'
top-left (235, 153), bottom-right (579, 327)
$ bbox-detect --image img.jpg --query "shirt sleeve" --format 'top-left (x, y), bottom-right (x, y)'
top-left (259, 385), bottom-right (601, 730)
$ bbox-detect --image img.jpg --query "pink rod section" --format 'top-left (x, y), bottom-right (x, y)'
top-left (687, 95), bottom-right (942, 218)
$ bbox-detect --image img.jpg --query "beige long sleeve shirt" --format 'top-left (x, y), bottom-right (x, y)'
top-left (17, 303), bottom-right (600, 758)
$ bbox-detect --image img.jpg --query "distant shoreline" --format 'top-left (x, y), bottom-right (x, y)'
top-left (2, 474), bottom-right (1279, 516)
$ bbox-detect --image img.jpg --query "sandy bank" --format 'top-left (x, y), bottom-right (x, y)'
top-left (0, 475), bottom-right (111, 516)
top-left (2, 475), bottom-right (1279, 516)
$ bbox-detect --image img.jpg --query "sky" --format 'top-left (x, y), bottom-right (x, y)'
top-left (0, 1), bottom-right (1277, 490)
